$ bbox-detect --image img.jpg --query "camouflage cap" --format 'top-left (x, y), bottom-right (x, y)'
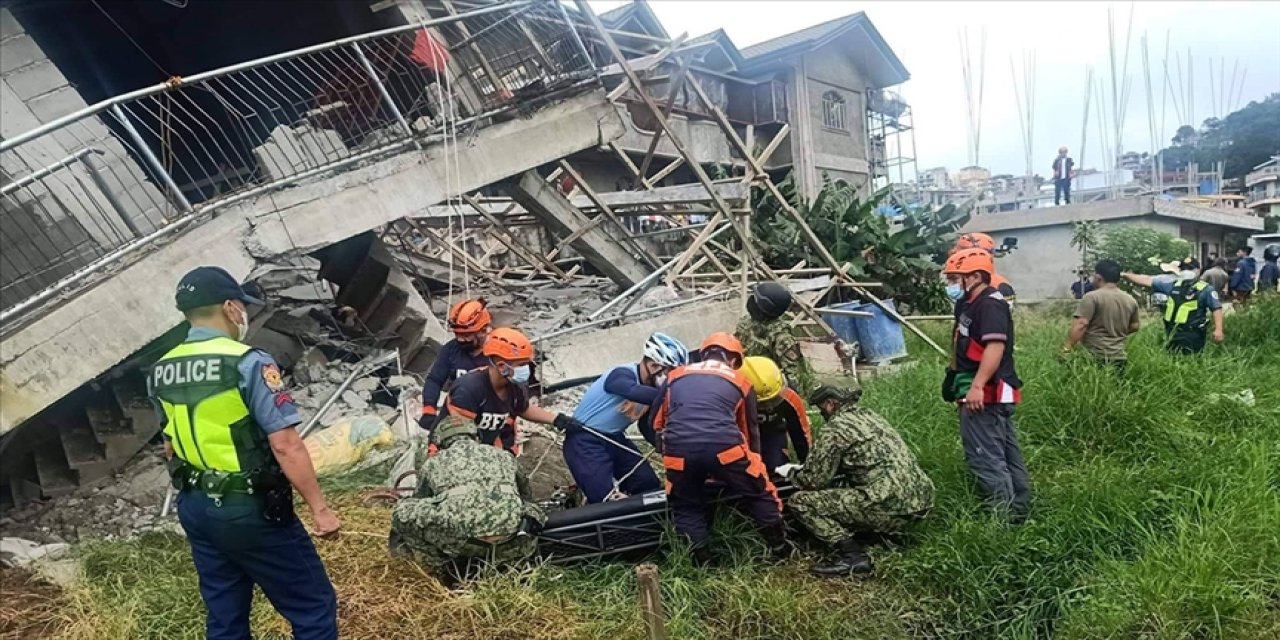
top-left (434, 415), bottom-right (478, 447)
top-left (808, 384), bottom-right (862, 407)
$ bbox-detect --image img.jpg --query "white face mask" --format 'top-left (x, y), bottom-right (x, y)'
top-left (1179, 270), bottom-right (1197, 281)
top-left (229, 303), bottom-right (249, 341)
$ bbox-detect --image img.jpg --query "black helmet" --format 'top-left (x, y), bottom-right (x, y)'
top-left (1265, 244), bottom-right (1279, 263)
top-left (746, 282), bottom-right (793, 321)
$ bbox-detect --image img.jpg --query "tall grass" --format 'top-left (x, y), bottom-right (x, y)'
top-left (42, 297), bottom-right (1280, 639)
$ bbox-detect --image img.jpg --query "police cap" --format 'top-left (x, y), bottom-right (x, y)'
top-left (175, 266), bottom-right (264, 312)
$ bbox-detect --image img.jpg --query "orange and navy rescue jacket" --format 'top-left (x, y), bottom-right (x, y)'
top-left (651, 360), bottom-right (759, 452)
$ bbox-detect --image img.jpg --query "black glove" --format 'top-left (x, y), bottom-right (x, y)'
top-left (417, 412), bottom-right (435, 431)
top-left (553, 413), bottom-right (586, 433)
top-left (517, 515), bottom-right (544, 536)
top-left (941, 369), bottom-right (957, 403)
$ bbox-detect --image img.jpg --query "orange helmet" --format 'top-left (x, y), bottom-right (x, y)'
top-left (482, 327), bottom-right (534, 361)
top-left (700, 332), bottom-right (745, 360)
top-left (448, 298), bottom-right (491, 334)
top-left (943, 247), bottom-right (995, 276)
top-left (953, 232), bottom-right (996, 254)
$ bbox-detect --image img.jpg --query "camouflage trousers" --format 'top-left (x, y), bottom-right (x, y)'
top-left (389, 517), bottom-right (538, 569)
top-left (788, 489), bottom-right (922, 544)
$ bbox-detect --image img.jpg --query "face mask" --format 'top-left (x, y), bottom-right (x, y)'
top-left (228, 303), bottom-right (249, 341)
top-left (946, 283), bottom-right (965, 301)
top-left (499, 362), bottom-right (531, 384)
top-left (1179, 270), bottom-right (1196, 280)
top-left (655, 373), bottom-right (668, 387)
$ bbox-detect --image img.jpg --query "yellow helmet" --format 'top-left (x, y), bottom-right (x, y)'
top-left (741, 356), bottom-right (785, 402)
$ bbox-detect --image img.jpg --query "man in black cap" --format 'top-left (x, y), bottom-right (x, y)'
top-left (149, 266), bottom-right (340, 640)
top-left (735, 282), bottom-right (812, 391)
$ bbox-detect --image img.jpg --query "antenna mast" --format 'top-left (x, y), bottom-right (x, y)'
top-left (1010, 50), bottom-right (1038, 178)
top-left (958, 27), bottom-right (987, 167)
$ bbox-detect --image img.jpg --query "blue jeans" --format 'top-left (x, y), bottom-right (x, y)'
top-left (177, 491), bottom-right (338, 640)
top-left (563, 429), bottom-right (660, 503)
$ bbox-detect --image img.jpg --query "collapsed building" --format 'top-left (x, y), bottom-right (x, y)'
top-left (0, 0), bottom-right (918, 506)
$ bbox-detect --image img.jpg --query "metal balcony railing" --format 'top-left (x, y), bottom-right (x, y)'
top-left (0, 0), bottom-right (599, 325)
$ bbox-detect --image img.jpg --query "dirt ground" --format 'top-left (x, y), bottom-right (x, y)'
top-left (0, 565), bottom-right (65, 640)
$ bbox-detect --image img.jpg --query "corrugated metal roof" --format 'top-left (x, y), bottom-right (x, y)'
top-left (739, 13), bottom-right (862, 60)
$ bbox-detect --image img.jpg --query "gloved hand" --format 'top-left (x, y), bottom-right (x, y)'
top-left (417, 411), bottom-right (435, 431)
top-left (516, 515), bottom-right (544, 537)
top-left (774, 463), bottom-right (803, 479)
top-left (941, 369), bottom-right (957, 403)
top-left (553, 413), bottom-right (587, 433)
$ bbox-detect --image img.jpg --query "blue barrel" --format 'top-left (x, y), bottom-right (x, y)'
top-left (820, 299), bottom-right (908, 364)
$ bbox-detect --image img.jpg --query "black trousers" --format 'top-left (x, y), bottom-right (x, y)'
top-left (1054, 178), bottom-right (1072, 205)
top-left (663, 442), bottom-right (782, 545)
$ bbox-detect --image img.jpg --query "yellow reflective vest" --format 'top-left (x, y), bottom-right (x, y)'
top-left (151, 336), bottom-right (270, 472)
top-left (1163, 279), bottom-right (1210, 333)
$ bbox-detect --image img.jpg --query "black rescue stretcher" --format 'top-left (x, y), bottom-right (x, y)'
top-left (536, 480), bottom-right (802, 563)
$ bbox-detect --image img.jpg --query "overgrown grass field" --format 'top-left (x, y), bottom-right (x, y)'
top-left (31, 297), bottom-right (1280, 639)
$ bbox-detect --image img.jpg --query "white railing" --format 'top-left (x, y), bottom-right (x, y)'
top-left (0, 0), bottom-right (600, 325)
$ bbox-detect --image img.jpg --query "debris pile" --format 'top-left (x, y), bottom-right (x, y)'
top-left (0, 448), bottom-right (175, 545)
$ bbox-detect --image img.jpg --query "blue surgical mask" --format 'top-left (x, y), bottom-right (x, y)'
top-left (505, 364), bottom-right (531, 384)
top-left (946, 283), bottom-right (965, 301)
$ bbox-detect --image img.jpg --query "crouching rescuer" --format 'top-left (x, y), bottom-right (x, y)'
top-left (780, 385), bottom-right (934, 577)
top-left (652, 332), bottom-right (786, 565)
top-left (740, 356), bottom-right (812, 476)
top-left (389, 417), bottom-right (546, 571)
top-left (566, 332), bottom-right (688, 503)
top-left (151, 267), bottom-right (339, 640)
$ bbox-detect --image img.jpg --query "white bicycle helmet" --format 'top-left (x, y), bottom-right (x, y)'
top-left (643, 332), bottom-right (689, 368)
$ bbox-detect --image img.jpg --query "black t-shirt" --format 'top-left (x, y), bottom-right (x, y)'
top-left (953, 286), bottom-right (1022, 401)
top-left (437, 368), bottom-right (529, 452)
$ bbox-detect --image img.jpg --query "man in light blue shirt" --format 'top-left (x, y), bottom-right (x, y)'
top-left (567, 333), bottom-right (688, 503)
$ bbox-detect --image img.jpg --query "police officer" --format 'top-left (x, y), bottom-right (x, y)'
top-left (1122, 259), bottom-right (1225, 353)
top-left (389, 416), bottom-right (546, 572)
top-left (735, 282), bottom-right (811, 390)
top-left (652, 332), bottom-right (786, 565)
top-left (150, 267), bottom-right (339, 640)
top-left (780, 385), bottom-right (934, 577)
top-left (739, 356), bottom-right (812, 476)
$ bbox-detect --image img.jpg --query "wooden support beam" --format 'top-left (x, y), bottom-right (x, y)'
top-left (576, 1), bottom-right (834, 336)
top-left (638, 51), bottom-right (696, 179)
top-left (462, 193), bottom-right (570, 280)
top-left (402, 217), bottom-right (510, 288)
top-left (557, 160), bottom-right (662, 270)
top-left (608, 141), bottom-right (655, 190)
top-left (649, 157), bottom-right (684, 184)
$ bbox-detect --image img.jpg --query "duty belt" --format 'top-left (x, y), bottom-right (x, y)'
top-left (169, 459), bottom-right (275, 505)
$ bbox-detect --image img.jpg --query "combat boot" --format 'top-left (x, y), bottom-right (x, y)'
top-left (759, 521), bottom-right (791, 559)
top-left (810, 539), bottom-right (873, 577)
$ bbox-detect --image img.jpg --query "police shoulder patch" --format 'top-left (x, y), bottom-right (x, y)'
top-left (261, 363), bottom-right (284, 392)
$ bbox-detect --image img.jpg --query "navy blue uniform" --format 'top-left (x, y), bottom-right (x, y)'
top-left (437, 368), bottom-right (527, 454)
top-left (420, 339), bottom-right (489, 419)
top-left (652, 360), bottom-right (781, 545)
top-left (759, 386), bottom-right (812, 474)
top-left (566, 365), bottom-right (661, 503)
top-left (154, 327), bottom-right (337, 640)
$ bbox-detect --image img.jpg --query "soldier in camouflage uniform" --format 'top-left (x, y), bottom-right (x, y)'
top-left (735, 282), bottom-right (812, 390)
top-left (781, 385), bottom-right (934, 577)
top-left (389, 416), bottom-right (546, 571)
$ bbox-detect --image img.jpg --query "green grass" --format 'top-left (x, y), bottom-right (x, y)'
top-left (49, 297), bottom-right (1280, 639)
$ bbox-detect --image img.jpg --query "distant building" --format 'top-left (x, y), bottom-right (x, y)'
top-left (918, 166), bottom-right (950, 190)
top-left (1245, 155), bottom-right (1280, 217)
top-left (954, 165), bottom-right (991, 192)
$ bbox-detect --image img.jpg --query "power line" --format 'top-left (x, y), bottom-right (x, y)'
top-left (90, 0), bottom-right (170, 77)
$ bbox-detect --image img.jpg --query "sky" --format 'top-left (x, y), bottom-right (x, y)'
top-left (589, 1), bottom-right (1280, 179)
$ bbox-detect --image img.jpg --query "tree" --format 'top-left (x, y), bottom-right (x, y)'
top-left (1157, 93), bottom-right (1280, 179)
top-left (751, 176), bottom-right (970, 313)
top-left (1096, 225), bottom-right (1191, 276)
top-left (1070, 220), bottom-right (1101, 279)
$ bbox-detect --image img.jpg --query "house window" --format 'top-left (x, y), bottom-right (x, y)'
top-left (821, 90), bottom-right (846, 130)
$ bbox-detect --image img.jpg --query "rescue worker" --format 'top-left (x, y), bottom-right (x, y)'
top-left (779, 385), bottom-right (934, 577)
top-left (419, 298), bottom-right (493, 432)
top-left (389, 416), bottom-right (545, 571)
top-left (951, 232), bottom-right (1016, 300)
top-left (942, 249), bottom-right (1031, 523)
top-left (1259, 244), bottom-right (1280, 292)
top-left (436, 327), bottom-right (586, 454)
top-left (740, 356), bottom-right (812, 475)
top-left (1122, 260), bottom-right (1225, 353)
top-left (567, 333), bottom-right (688, 503)
top-left (652, 332), bottom-right (786, 565)
top-left (150, 267), bottom-right (338, 640)
top-left (735, 282), bottom-right (811, 390)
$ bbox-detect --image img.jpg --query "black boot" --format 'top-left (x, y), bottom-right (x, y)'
top-left (691, 544), bottom-right (717, 567)
top-left (759, 521), bottom-right (790, 559)
top-left (810, 539), bottom-right (873, 578)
